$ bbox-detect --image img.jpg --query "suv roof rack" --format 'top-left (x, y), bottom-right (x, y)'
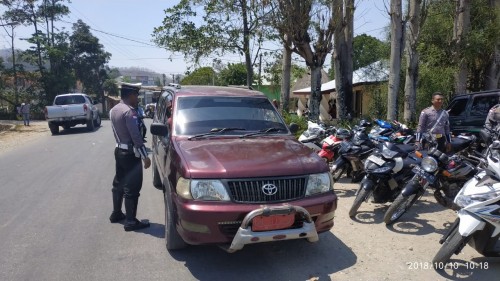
top-left (228, 85), bottom-right (253, 90)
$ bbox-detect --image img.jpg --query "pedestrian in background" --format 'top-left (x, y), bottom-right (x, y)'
top-left (20, 101), bottom-right (31, 126)
top-left (109, 82), bottom-right (151, 231)
top-left (415, 92), bottom-right (452, 152)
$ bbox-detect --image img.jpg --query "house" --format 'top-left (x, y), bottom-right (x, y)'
top-left (292, 61), bottom-right (389, 121)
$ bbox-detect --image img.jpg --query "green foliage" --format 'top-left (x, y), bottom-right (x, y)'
top-left (353, 34), bottom-right (390, 70)
top-left (181, 67), bottom-right (217, 85)
top-left (219, 63), bottom-right (248, 86)
top-left (368, 86), bottom-right (387, 120)
top-left (418, 0), bottom-right (500, 95)
top-left (70, 19), bottom-right (111, 101)
top-left (103, 79), bottom-right (119, 96)
top-left (281, 111), bottom-right (308, 138)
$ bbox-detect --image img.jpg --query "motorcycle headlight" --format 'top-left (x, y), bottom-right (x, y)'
top-left (306, 173), bottom-right (333, 196)
top-left (177, 178), bottom-right (230, 201)
top-left (421, 157), bottom-right (438, 172)
top-left (455, 192), bottom-right (498, 208)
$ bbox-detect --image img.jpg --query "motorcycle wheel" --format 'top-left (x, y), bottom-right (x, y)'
top-left (432, 227), bottom-right (467, 264)
top-left (331, 164), bottom-right (346, 182)
top-left (383, 191), bottom-right (421, 225)
top-left (349, 188), bottom-right (371, 218)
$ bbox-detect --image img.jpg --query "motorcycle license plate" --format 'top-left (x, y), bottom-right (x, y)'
top-left (323, 138), bottom-right (335, 145)
top-left (367, 155), bottom-right (385, 166)
top-left (412, 167), bottom-right (436, 184)
top-left (252, 214), bottom-right (295, 232)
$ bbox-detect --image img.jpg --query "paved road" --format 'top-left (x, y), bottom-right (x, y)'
top-left (0, 120), bottom-right (498, 281)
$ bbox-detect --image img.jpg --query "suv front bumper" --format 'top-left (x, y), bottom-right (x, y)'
top-left (173, 192), bottom-right (337, 248)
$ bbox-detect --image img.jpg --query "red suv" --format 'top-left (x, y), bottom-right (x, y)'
top-left (150, 86), bottom-right (337, 252)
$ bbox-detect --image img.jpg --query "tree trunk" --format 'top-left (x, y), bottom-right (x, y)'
top-left (241, 0), bottom-right (253, 87)
top-left (281, 35), bottom-right (292, 113)
top-left (333, 0), bottom-right (354, 120)
top-left (485, 0), bottom-right (500, 90)
top-left (309, 65), bottom-right (323, 122)
top-left (387, 0), bottom-right (403, 121)
top-left (403, 0), bottom-right (423, 124)
top-left (453, 0), bottom-right (470, 94)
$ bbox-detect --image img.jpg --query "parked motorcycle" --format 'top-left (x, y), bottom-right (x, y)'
top-left (299, 121), bottom-right (331, 152)
top-left (433, 141), bottom-right (500, 263)
top-left (317, 127), bottom-right (351, 163)
top-left (383, 134), bottom-right (478, 225)
top-left (348, 141), bottom-right (420, 217)
top-left (330, 119), bottom-right (374, 182)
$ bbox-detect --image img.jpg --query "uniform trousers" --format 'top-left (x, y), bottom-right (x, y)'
top-left (112, 148), bottom-right (143, 199)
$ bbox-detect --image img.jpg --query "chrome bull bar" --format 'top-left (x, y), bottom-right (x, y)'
top-left (221, 205), bottom-right (319, 253)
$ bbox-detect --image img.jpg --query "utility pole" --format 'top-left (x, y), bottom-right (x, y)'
top-left (171, 74), bottom-right (175, 84)
top-left (0, 22), bottom-right (19, 107)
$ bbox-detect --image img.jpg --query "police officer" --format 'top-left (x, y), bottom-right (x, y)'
top-left (415, 92), bottom-right (452, 152)
top-left (485, 104), bottom-right (500, 131)
top-left (109, 82), bottom-right (151, 231)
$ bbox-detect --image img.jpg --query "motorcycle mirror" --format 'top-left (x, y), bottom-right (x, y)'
top-left (289, 123), bottom-right (299, 134)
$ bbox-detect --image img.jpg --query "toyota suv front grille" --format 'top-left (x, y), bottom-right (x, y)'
top-left (226, 177), bottom-right (307, 203)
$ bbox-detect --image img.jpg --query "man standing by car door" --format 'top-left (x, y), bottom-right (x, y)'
top-left (109, 82), bottom-right (151, 231)
top-left (415, 92), bottom-right (452, 153)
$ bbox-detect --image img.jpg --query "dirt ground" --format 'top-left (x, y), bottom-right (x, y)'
top-left (1, 121), bottom-right (498, 280)
top-left (0, 121), bottom-right (50, 154)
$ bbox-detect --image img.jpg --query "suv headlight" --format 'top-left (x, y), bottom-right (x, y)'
top-left (176, 178), bottom-right (230, 201)
top-left (306, 173), bottom-right (333, 196)
top-left (421, 157), bottom-right (438, 172)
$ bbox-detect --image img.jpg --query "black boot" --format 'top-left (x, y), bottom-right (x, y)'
top-left (124, 198), bottom-right (150, 231)
top-left (109, 192), bottom-right (125, 223)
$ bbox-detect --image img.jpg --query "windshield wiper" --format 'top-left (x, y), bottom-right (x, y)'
top-left (241, 127), bottom-right (284, 138)
top-left (188, 127), bottom-right (246, 140)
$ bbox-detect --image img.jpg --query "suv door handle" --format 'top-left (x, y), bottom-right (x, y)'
top-left (455, 121), bottom-right (462, 125)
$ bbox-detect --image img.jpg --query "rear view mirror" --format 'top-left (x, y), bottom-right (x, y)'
top-left (150, 122), bottom-right (169, 136)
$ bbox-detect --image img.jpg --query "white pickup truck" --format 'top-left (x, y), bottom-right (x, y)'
top-left (44, 93), bottom-right (101, 135)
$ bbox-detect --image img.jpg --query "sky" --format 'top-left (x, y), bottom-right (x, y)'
top-left (0, 0), bottom-right (390, 76)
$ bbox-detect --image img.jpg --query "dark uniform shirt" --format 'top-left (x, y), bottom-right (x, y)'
top-left (416, 106), bottom-right (451, 143)
top-left (110, 100), bottom-right (148, 159)
top-left (485, 104), bottom-right (500, 131)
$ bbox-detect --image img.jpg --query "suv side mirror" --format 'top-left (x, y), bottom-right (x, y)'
top-left (151, 122), bottom-right (169, 136)
top-left (289, 123), bottom-right (299, 134)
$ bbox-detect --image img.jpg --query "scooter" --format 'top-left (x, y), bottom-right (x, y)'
top-left (432, 141), bottom-right (500, 263)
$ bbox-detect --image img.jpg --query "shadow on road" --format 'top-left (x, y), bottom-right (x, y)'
top-left (136, 222), bottom-right (165, 239)
top-left (51, 125), bottom-right (102, 136)
top-left (169, 232), bottom-right (357, 281)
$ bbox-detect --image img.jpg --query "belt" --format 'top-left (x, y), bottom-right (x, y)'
top-left (116, 143), bottom-right (132, 150)
top-left (432, 134), bottom-right (443, 139)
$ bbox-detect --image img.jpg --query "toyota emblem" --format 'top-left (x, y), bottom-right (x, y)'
top-left (262, 183), bottom-right (278, 196)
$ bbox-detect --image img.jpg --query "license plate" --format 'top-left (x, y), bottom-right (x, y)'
top-left (323, 138), bottom-right (335, 145)
top-left (252, 213), bottom-right (295, 232)
top-left (412, 167), bottom-right (436, 184)
top-left (367, 155), bottom-right (385, 166)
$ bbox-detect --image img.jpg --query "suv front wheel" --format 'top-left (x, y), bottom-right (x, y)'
top-left (164, 189), bottom-right (186, 250)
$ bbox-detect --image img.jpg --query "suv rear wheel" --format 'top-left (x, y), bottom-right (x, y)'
top-left (164, 189), bottom-right (186, 250)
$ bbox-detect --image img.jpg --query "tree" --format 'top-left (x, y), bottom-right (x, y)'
top-left (280, 35), bottom-right (292, 112)
top-left (353, 34), bottom-right (389, 70)
top-left (387, 0), bottom-right (404, 121)
top-left (181, 67), bottom-right (217, 85)
top-left (219, 63), bottom-right (248, 86)
top-left (271, 0), bottom-right (335, 121)
top-left (403, 0), bottom-right (427, 124)
top-left (332, 0), bottom-right (355, 120)
top-left (485, 0), bottom-right (500, 90)
top-left (153, 0), bottom-right (273, 87)
top-left (69, 20), bottom-right (110, 103)
top-left (452, 0), bottom-right (470, 94)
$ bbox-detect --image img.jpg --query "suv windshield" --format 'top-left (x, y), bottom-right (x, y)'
top-left (174, 96), bottom-right (287, 136)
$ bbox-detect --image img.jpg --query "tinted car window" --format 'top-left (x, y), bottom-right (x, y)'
top-left (175, 96), bottom-right (286, 135)
top-left (470, 95), bottom-right (498, 116)
top-left (448, 98), bottom-right (468, 117)
top-left (54, 95), bottom-right (86, 105)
